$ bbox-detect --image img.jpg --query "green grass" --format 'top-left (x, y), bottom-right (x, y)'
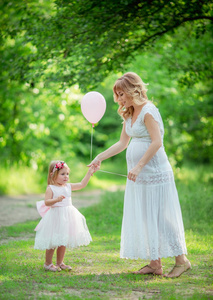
top-left (0, 166), bottom-right (44, 195)
top-left (0, 164), bottom-right (213, 299)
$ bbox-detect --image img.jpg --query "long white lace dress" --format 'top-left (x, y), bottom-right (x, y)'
top-left (120, 102), bottom-right (187, 261)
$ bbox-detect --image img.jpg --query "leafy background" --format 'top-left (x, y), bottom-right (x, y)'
top-left (0, 0), bottom-right (212, 190)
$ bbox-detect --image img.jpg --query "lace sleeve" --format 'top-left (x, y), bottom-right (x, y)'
top-left (141, 103), bottom-right (164, 136)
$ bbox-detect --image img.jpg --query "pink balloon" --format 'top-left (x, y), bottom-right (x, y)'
top-left (81, 91), bottom-right (106, 126)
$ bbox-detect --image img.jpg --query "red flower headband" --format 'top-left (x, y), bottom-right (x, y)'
top-left (52, 161), bottom-right (65, 174)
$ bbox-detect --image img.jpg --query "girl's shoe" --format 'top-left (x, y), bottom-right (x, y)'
top-left (133, 264), bottom-right (163, 275)
top-left (44, 263), bottom-right (61, 272)
top-left (56, 262), bottom-right (72, 271)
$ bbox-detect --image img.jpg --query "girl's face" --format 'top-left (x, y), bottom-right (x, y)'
top-left (116, 89), bottom-right (133, 108)
top-left (55, 167), bottom-right (70, 186)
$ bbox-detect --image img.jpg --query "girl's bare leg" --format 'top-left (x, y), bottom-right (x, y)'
top-left (56, 246), bottom-right (66, 265)
top-left (45, 248), bottom-right (55, 265)
top-left (56, 246), bottom-right (72, 270)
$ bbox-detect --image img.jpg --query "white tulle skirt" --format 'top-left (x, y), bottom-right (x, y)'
top-left (34, 205), bottom-right (92, 250)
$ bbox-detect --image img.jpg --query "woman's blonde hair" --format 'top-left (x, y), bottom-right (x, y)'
top-left (113, 72), bottom-right (148, 119)
top-left (47, 160), bottom-right (70, 185)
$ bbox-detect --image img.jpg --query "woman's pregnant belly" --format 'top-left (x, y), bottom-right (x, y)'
top-left (126, 139), bottom-right (172, 174)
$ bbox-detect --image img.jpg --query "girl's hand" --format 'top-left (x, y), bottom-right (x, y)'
top-left (57, 195), bottom-right (65, 202)
top-left (128, 164), bottom-right (143, 182)
top-left (89, 164), bottom-right (100, 175)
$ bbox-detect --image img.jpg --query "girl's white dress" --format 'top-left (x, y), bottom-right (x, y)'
top-left (34, 184), bottom-right (92, 250)
top-left (120, 102), bottom-right (187, 261)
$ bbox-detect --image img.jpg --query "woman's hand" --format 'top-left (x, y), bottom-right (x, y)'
top-left (88, 164), bottom-right (100, 175)
top-left (128, 164), bottom-right (143, 182)
top-left (87, 157), bottom-right (102, 169)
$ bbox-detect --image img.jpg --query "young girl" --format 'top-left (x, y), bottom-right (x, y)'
top-left (34, 160), bottom-right (98, 272)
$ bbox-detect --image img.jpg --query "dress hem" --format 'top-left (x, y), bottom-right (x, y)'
top-left (34, 241), bottom-right (92, 251)
top-left (120, 250), bottom-right (188, 261)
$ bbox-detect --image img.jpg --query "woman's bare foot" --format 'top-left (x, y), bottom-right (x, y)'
top-left (133, 264), bottom-right (163, 275)
top-left (165, 260), bottom-right (191, 278)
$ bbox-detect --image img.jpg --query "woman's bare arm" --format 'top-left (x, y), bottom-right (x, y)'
top-left (128, 114), bottom-right (162, 181)
top-left (89, 122), bottom-right (130, 166)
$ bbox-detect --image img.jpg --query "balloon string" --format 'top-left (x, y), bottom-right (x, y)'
top-left (90, 125), bottom-right (93, 161)
top-left (98, 170), bottom-right (127, 177)
top-left (89, 125), bottom-right (127, 177)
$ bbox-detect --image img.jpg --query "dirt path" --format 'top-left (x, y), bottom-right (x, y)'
top-left (0, 190), bottom-right (104, 227)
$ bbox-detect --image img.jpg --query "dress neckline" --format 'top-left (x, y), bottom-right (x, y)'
top-left (50, 184), bottom-right (68, 188)
top-left (130, 102), bottom-right (149, 128)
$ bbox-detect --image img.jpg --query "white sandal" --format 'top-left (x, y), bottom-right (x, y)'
top-left (56, 262), bottom-right (72, 271)
top-left (44, 263), bottom-right (61, 272)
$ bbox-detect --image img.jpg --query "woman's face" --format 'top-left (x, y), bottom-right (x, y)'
top-left (116, 89), bottom-right (133, 108)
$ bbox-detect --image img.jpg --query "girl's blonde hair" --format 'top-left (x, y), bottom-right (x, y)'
top-left (47, 160), bottom-right (70, 185)
top-left (113, 72), bottom-right (149, 120)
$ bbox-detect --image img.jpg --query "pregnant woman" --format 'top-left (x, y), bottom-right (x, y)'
top-left (89, 72), bottom-right (191, 278)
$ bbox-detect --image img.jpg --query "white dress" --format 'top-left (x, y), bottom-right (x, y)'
top-left (120, 102), bottom-right (187, 260)
top-left (34, 184), bottom-right (92, 250)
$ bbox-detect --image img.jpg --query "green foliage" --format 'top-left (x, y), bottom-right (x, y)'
top-left (0, 1), bottom-right (212, 174)
top-left (0, 81), bottom-right (94, 168)
top-left (154, 23), bottom-right (213, 163)
top-left (0, 164), bottom-right (212, 299)
top-left (0, 166), bottom-right (44, 195)
top-left (1, 0), bottom-right (212, 89)
top-left (124, 23), bottom-right (213, 164)
top-left (174, 163), bottom-right (213, 233)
